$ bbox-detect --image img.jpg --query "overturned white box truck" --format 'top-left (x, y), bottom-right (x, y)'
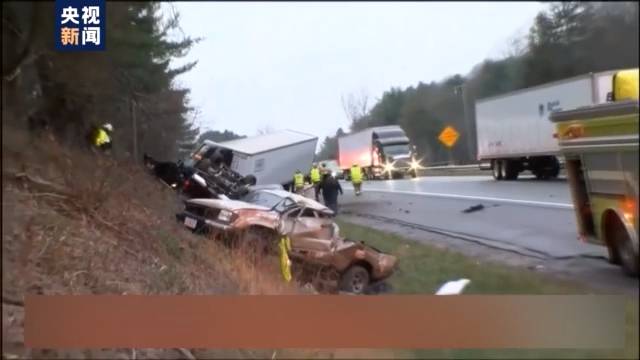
top-left (475, 70), bottom-right (620, 181)
top-left (188, 130), bottom-right (318, 188)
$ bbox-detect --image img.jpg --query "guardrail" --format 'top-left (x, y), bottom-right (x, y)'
top-left (423, 164), bottom-right (480, 171)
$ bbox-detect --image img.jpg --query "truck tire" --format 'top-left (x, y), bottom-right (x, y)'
top-left (339, 265), bottom-right (370, 294)
top-left (504, 160), bottom-right (520, 181)
top-left (242, 174), bottom-right (257, 186)
top-left (410, 169), bottom-right (418, 178)
top-left (492, 160), bottom-right (503, 180)
top-left (549, 160), bottom-right (560, 179)
top-left (531, 156), bottom-right (560, 180)
top-left (533, 170), bottom-right (548, 180)
top-left (606, 213), bottom-right (639, 277)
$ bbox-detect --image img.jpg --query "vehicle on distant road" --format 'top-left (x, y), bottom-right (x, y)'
top-left (176, 189), bottom-right (398, 293)
top-left (550, 68), bottom-right (638, 277)
top-left (476, 69), bottom-right (621, 181)
top-left (318, 159), bottom-right (343, 179)
top-left (338, 125), bottom-right (420, 180)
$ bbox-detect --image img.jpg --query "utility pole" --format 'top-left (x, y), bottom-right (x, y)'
top-left (455, 85), bottom-right (475, 163)
top-left (130, 98), bottom-right (138, 162)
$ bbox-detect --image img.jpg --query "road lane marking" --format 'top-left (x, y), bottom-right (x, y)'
top-left (344, 188), bottom-right (573, 209)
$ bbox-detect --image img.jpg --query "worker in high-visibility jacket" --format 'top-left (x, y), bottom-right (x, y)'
top-left (309, 163), bottom-right (322, 201)
top-left (293, 169), bottom-right (305, 194)
top-left (278, 235), bottom-right (292, 282)
top-left (89, 123), bottom-right (113, 154)
top-left (350, 164), bottom-right (363, 196)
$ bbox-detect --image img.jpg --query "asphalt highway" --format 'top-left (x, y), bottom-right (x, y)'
top-left (339, 175), bottom-right (605, 259)
top-left (338, 175), bottom-right (640, 292)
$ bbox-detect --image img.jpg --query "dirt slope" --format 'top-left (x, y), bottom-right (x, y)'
top-left (2, 127), bottom-right (303, 359)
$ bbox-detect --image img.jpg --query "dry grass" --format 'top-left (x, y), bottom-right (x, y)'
top-left (1, 125), bottom-right (311, 359)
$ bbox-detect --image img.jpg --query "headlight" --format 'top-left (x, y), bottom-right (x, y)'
top-left (410, 160), bottom-right (420, 169)
top-left (383, 162), bottom-right (395, 172)
top-left (331, 171), bottom-right (337, 177)
top-left (218, 209), bottom-right (234, 223)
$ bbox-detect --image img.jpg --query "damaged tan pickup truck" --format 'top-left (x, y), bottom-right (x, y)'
top-left (176, 189), bottom-right (398, 294)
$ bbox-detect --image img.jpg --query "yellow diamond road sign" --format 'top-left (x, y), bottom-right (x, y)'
top-left (438, 126), bottom-right (460, 148)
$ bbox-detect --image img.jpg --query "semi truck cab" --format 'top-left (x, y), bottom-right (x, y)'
top-left (372, 128), bottom-right (418, 179)
top-left (338, 125), bottom-right (421, 180)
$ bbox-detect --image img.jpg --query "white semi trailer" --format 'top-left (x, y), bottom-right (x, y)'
top-left (475, 70), bottom-right (619, 180)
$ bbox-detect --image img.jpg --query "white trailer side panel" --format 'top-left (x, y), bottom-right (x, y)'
top-left (338, 129), bottom-right (375, 170)
top-left (475, 71), bottom-right (615, 160)
top-left (476, 77), bottom-right (594, 160)
top-left (234, 139), bottom-right (317, 185)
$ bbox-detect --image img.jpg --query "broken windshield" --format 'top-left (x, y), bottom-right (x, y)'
top-left (243, 190), bottom-right (294, 211)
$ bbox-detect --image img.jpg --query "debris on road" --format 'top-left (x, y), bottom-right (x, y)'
top-left (528, 264), bottom-right (545, 271)
top-left (462, 204), bottom-right (485, 213)
top-left (436, 279), bottom-right (471, 295)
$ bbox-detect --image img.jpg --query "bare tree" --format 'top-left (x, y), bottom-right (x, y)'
top-left (340, 89), bottom-right (370, 124)
top-left (502, 28), bottom-right (529, 58)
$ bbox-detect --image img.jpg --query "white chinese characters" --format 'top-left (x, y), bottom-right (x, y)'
top-left (82, 27), bottom-right (101, 46)
top-left (82, 6), bottom-right (101, 25)
top-left (61, 6), bottom-right (80, 25)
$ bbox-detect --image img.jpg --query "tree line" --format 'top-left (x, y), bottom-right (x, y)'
top-left (2, 2), bottom-right (200, 161)
top-left (317, 2), bottom-right (639, 165)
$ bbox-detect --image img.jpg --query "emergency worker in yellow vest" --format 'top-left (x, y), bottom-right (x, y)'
top-left (293, 169), bottom-right (305, 194)
top-left (309, 163), bottom-right (322, 201)
top-left (89, 123), bottom-right (113, 154)
top-left (350, 164), bottom-right (363, 196)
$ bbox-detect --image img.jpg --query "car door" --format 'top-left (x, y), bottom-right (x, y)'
top-left (287, 207), bottom-right (334, 253)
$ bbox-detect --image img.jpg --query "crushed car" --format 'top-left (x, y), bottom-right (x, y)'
top-left (175, 188), bottom-right (397, 294)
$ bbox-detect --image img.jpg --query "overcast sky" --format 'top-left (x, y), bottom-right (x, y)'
top-left (169, 2), bottom-right (546, 143)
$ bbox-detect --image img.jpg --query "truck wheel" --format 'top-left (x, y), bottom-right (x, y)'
top-left (492, 160), bottom-right (503, 180)
top-left (339, 265), bottom-right (370, 294)
top-left (549, 160), bottom-right (560, 179)
top-left (504, 160), bottom-right (519, 180)
top-left (532, 157), bottom-right (559, 180)
top-left (242, 174), bottom-right (257, 186)
top-left (533, 170), bottom-right (549, 180)
top-left (607, 214), bottom-right (639, 277)
top-left (410, 169), bottom-right (417, 178)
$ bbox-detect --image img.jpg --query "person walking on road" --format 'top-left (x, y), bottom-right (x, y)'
top-left (350, 164), bottom-right (363, 196)
top-left (309, 163), bottom-right (322, 201)
top-left (319, 173), bottom-right (343, 215)
top-left (293, 169), bottom-right (305, 194)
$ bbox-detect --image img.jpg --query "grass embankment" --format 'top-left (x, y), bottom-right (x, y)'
top-left (335, 221), bottom-right (639, 359)
top-left (1, 126), bottom-right (312, 359)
